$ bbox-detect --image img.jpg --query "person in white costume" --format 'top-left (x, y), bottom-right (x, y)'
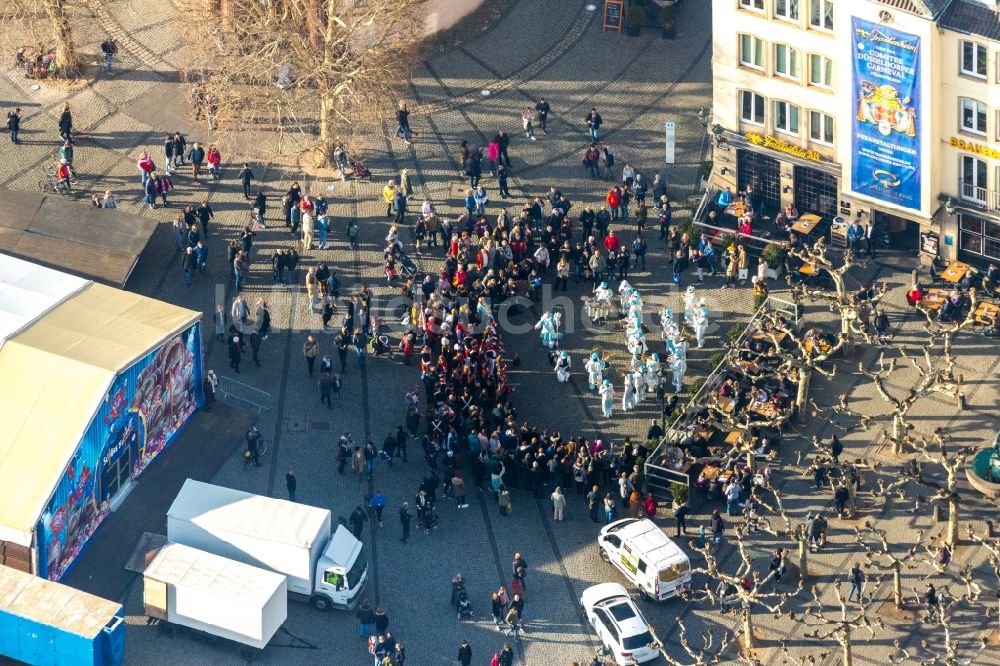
top-left (671, 354), bottom-right (686, 393)
top-left (683, 285), bottom-right (697, 327)
top-left (645, 354), bottom-right (662, 393)
top-left (622, 373), bottom-right (637, 412)
top-left (554, 350), bottom-right (571, 383)
top-left (634, 366), bottom-right (647, 402)
top-left (534, 310), bottom-right (561, 349)
top-left (660, 307), bottom-right (678, 342)
top-left (693, 298), bottom-right (709, 349)
top-left (599, 379), bottom-right (615, 418)
top-left (585, 352), bottom-right (605, 390)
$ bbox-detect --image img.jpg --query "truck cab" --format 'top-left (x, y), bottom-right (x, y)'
top-left (311, 525), bottom-right (367, 610)
top-left (598, 518), bottom-right (691, 601)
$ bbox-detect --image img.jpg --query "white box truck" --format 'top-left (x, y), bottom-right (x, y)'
top-left (167, 479), bottom-right (367, 611)
top-left (143, 542), bottom-right (287, 650)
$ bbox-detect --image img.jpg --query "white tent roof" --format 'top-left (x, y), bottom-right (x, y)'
top-left (0, 255), bottom-right (87, 345)
top-left (0, 254), bottom-right (201, 548)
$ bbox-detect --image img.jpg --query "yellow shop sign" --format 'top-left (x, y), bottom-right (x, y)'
top-left (744, 133), bottom-right (821, 162)
top-left (950, 136), bottom-right (1000, 160)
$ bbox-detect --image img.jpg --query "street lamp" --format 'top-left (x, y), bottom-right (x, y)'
top-left (711, 123), bottom-right (728, 150)
top-left (944, 197), bottom-right (957, 215)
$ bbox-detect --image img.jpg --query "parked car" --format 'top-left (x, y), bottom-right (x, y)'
top-left (580, 583), bottom-right (659, 665)
top-left (598, 518), bottom-right (691, 601)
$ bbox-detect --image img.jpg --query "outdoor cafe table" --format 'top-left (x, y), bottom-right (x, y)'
top-left (749, 400), bottom-right (778, 419)
top-left (798, 263), bottom-right (817, 276)
top-left (803, 337), bottom-right (832, 355)
top-left (791, 213), bottom-right (821, 236)
top-left (716, 396), bottom-right (736, 414)
top-left (940, 260), bottom-right (972, 284)
top-left (725, 201), bottom-right (747, 218)
top-left (920, 288), bottom-right (946, 312)
top-left (975, 301), bottom-right (999, 326)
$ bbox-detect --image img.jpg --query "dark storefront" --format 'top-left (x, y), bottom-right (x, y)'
top-left (794, 166), bottom-right (838, 221)
top-left (737, 149), bottom-right (781, 215)
top-left (958, 212), bottom-right (1000, 267)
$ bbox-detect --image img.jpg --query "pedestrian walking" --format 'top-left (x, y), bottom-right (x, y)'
top-left (181, 246), bottom-right (196, 286)
top-left (286, 469), bottom-right (297, 501)
top-left (303, 335), bottom-right (320, 375)
top-left (674, 502), bottom-right (689, 536)
top-left (58, 103), bottom-right (72, 140)
top-left (369, 489), bottom-right (387, 527)
top-left (238, 163), bottom-right (254, 199)
top-left (356, 600), bottom-right (374, 637)
top-left (227, 333), bottom-right (243, 373)
top-left (399, 501), bottom-right (412, 543)
top-left (100, 37), bottom-right (118, 74)
top-left (585, 107), bottom-right (603, 141)
top-left (395, 101), bottom-right (413, 143)
top-left (6, 108), bottom-right (20, 144)
top-left (457, 640), bottom-right (472, 666)
top-left (710, 509), bottom-right (724, 549)
top-left (847, 562), bottom-right (864, 602)
top-left (318, 371), bottom-right (333, 408)
top-left (535, 97), bottom-right (550, 133)
top-left (188, 142), bottom-right (205, 180)
top-left (521, 107), bottom-right (536, 141)
top-left (349, 505), bottom-right (368, 539)
top-left (551, 486), bottom-right (566, 521)
top-left (587, 485), bottom-right (600, 523)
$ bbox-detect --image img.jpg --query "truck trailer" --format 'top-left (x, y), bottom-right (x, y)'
top-left (143, 542), bottom-right (287, 650)
top-left (167, 479), bottom-right (367, 610)
top-left (0, 564), bottom-right (124, 666)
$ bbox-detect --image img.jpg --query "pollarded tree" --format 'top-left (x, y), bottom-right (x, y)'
top-left (793, 582), bottom-right (881, 666)
top-left (176, 0), bottom-right (423, 164)
top-left (1, 0), bottom-right (82, 76)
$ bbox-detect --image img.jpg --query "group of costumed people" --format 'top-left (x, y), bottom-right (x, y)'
top-left (532, 280), bottom-right (710, 420)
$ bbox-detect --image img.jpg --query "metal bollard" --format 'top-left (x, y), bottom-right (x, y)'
top-left (987, 519), bottom-right (995, 539)
top-left (932, 504), bottom-right (941, 523)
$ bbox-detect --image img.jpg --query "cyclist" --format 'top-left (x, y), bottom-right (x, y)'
top-left (56, 159), bottom-right (72, 191)
top-left (245, 426), bottom-right (263, 467)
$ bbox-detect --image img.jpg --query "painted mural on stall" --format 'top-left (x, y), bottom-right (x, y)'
top-left (38, 323), bottom-right (203, 581)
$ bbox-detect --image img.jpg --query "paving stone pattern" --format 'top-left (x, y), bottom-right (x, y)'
top-left (1, 1), bottom-right (998, 665)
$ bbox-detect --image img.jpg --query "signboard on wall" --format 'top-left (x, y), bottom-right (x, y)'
top-left (603, 0), bottom-right (623, 32)
top-left (920, 231), bottom-right (939, 256)
top-left (850, 17), bottom-right (922, 212)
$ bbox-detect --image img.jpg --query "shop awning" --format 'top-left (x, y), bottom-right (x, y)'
top-left (0, 255), bottom-right (200, 547)
top-left (0, 188), bottom-right (158, 287)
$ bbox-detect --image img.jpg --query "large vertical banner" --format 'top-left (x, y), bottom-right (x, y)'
top-left (851, 18), bottom-right (922, 212)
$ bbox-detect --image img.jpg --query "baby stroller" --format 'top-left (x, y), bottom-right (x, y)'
top-left (397, 248), bottom-right (418, 279)
top-left (368, 333), bottom-right (393, 357)
top-left (456, 589), bottom-right (474, 619)
top-left (350, 161), bottom-right (371, 180)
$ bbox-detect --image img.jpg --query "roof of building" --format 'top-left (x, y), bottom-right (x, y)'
top-left (872, 0), bottom-right (955, 19)
top-left (0, 563), bottom-right (121, 637)
top-left (0, 254), bottom-right (200, 547)
top-left (939, 0), bottom-right (1000, 40)
top-left (0, 187), bottom-right (158, 287)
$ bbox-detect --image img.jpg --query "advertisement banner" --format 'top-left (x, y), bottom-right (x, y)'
top-left (851, 17), bottom-right (921, 212)
top-left (38, 323), bottom-right (203, 581)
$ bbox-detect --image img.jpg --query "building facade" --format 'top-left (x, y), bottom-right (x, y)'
top-left (709, 0), bottom-right (1000, 268)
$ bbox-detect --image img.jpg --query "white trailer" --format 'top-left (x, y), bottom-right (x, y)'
top-left (167, 479), bottom-right (367, 610)
top-left (143, 542), bottom-right (287, 650)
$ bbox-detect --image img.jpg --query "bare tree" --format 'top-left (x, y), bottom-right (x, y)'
top-left (175, 0), bottom-right (423, 164)
top-left (793, 583), bottom-right (881, 666)
top-left (1, 0), bottom-right (82, 76)
top-left (853, 521), bottom-right (922, 609)
top-left (692, 525), bottom-right (802, 652)
top-left (646, 621), bottom-right (743, 665)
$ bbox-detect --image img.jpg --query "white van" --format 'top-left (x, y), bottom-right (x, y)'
top-left (598, 518), bottom-right (691, 601)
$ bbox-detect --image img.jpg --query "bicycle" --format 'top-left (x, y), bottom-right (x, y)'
top-left (242, 426), bottom-right (268, 470)
top-left (38, 171), bottom-right (74, 197)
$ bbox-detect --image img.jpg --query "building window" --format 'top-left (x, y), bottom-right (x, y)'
top-left (775, 0), bottom-right (799, 21)
top-left (961, 98), bottom-right (988, 135)
top-left (809, 0), bottom-right (833, 31)
top-left (738, 150), bottom-right (782, 215)
top-left (775, 44), bottom-right (799, 79)
top-left (739, 0), bottom-right (765, 10)
top-left (961, 41), bottom-right (987, 79)
top-left (740, 35), bottom-right (765, 69)
top-left (794, 165), bottom-right (839, 221)
top-left (740, 91), bottom-right (765, 125)
top-left (959, 214), bottom-right (1000, 262)
top-left (808, 54), bottom-right (833, 88)
top-left (774, 101), bottom-right (799, 135)
top-left (809, 111), bottom-right (833, 144)
top-left (960, 156), bottom-right (988, 204)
